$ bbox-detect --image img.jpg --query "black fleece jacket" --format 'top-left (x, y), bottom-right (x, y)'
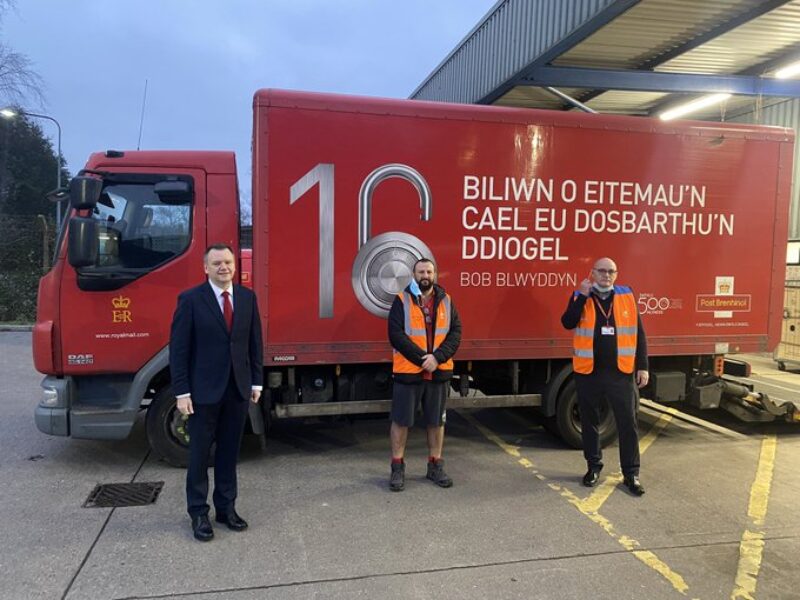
top-left (388, 283), bottom-right (462, 383)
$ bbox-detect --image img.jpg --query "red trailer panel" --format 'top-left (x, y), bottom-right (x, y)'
top-left (253, 90), bottom-right (793, 366)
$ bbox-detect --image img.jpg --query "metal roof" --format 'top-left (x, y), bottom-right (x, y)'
top-left (412, 0), bottom-right (800, 120)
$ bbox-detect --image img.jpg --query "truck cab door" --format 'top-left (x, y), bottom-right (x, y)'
top-left (59, 168), bottom-right (209, 375)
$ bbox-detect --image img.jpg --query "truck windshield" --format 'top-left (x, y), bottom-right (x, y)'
top-left (84, 178), bottom-right (192, 272)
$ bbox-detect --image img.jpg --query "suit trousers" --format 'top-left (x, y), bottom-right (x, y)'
top-left (186, 373), bottom-right (249, 517)
top-left (575, 369), bottom-right (640, 477)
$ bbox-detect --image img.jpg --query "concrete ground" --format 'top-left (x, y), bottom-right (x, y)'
top-left (1, 331), bottom-right (799, 599)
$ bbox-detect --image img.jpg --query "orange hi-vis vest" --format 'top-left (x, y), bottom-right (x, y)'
top-left (573, 285), bottom-right (638, 375)
top-left (393, 291), bottom-right (454, 374)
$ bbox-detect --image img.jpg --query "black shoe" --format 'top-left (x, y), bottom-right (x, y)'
top-left (582, 468), bottom-right (602, 487)
top-left (389, 461), bottom-right (405, 492)
top-left (623, 475), bottom-right (645, 496)
top-left (215, 509), bottom-right (249, 531)
top-left (191, 515), bottom-right (214, 541)
top-left (427, 459), bottom-right (453, 488)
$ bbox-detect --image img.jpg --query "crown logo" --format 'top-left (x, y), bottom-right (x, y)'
top-left (112, 295), bottom-right (131, 309)
top-left (718, 283), bottom-right (731, 294)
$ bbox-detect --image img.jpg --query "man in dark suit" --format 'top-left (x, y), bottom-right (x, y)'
top-left (170, 243), bottom-right (263, 541)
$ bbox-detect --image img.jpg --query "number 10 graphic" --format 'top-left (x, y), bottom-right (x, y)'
top-left (290, 162), bottom-right (433, 320)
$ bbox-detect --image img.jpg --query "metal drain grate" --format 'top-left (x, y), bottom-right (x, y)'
top-left (83, 482), bottom-right (164, 508)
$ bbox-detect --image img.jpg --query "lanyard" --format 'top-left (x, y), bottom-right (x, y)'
top-left (593, 296), bottom-right (613, 325)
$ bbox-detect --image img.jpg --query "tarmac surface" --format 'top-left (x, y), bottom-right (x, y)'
top-left (2, 331), bottom-right (799, 599)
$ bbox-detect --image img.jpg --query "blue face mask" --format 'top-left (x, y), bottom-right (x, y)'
top-left (408, 278), bottom-right (422, 298)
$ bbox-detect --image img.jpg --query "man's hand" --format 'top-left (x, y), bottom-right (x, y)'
top-left (421, 354), bottom-right (439, 373)
top-left (636, 370), bottom-right (649, 389)
top-left (579, 277), bottom-right (592, 296)
top-left (250, 389), bottom-right (262, 404)
top-left (176, 396), bottom-right (193, 416)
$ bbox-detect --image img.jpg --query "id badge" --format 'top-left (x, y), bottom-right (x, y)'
top-left (601, 326), bottom-right (615, 336)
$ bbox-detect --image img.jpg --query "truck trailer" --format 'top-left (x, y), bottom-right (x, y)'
top-left (33, 90), bottom-right (797, 466)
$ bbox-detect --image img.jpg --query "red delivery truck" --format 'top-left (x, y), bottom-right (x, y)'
top-left (33, 90), bottom-right (797, 466)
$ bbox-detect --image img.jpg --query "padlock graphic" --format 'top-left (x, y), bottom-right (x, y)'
top-left (351, 163), bottom-right (435, 318)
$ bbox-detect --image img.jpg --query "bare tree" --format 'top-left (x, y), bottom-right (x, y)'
top-left (0, 0), bottom-right (44, 107)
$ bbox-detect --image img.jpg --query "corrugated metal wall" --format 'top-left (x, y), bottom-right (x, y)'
top-left (732, 100), bottom-right (800, 238)
top-left (411, 0), bottom-right (615, 103)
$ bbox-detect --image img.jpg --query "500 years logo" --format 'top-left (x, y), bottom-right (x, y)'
top-left (638, 293), bottom-right (682, 315)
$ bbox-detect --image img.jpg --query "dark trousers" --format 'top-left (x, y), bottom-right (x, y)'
top-left (186, 374), bottom-right (249, 517)
top-left (575, 369), bottom-right (640, 477)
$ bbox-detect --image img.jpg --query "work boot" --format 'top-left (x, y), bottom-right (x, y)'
top-left (623, 475), bottom-right (645, 496)
top-left (426, 459), bottom-right (453, 488)
top-left (582, 467), bottom-right (602, 487)
top-left (389, 461), bottom-right (405, 492)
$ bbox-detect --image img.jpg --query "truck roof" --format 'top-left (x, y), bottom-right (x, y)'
top-left (85, 150), bottom-right (237, 174)
top-left (253, 88), bottom-right (793, 142)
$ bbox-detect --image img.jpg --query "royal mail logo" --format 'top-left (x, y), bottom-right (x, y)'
top-left (695, 294), bottom-right (751, 312)
top-left (112, 295), bottom-right (132, 323)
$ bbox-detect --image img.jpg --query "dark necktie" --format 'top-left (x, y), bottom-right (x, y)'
top-left (222, 290), bottom-right (233, 331)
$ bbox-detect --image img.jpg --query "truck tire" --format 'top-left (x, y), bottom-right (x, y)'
top-left (146, 386), bottom-right (190, 468)
top-left (552, 379), bottom-right (617, 450)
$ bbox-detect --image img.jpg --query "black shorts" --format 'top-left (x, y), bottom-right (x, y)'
top-left (390, 380), bottom-right (448, 427)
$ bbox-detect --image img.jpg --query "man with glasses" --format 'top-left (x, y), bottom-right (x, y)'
top-left (387, 258), bottom-right (462, 492)
top-left (561, 257), bottom-right (649, 496)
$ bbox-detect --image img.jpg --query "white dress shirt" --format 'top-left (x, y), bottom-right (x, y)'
top-left (208, 280), bottom-right (234, 312)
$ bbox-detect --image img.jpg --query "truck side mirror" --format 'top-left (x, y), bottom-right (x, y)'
top-left (68, 217), bottom-right (99, 267)
top-left (70, 176), bottom-right (103, 210)
top-left (154, 180), bottom-right (192, 204)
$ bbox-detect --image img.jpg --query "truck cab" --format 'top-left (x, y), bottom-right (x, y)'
top-left (33, 150), bottom-right (241, 465)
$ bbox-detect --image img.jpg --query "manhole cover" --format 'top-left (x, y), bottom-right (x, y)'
top-left (83, 482), bottom-right (164, 508)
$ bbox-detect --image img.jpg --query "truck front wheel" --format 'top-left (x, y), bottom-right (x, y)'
top-left (553, 380), bottom-right (617, 450)
top-left (146, 386), bottom-right (190, 468)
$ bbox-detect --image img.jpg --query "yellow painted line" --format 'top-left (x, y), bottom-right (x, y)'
top-left (464, 411), bottom-right (522, 458)
top-left (640, 409), bottom-right (677, 453)
top-left (731, 435), bottom-right (777, 600)
top-left (461, 411), bottom-right (692, 596)
top-left (578, 410), bottom-right (674, 514)
top-left (731, 530), bottom-right (765, 600)
top-left (748, 436), bottom-right (777, 527)
top-left (556, 481), bottom-right (689, 594)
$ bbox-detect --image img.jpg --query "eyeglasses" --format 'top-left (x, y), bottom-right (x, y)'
top-left (593, 268), bottom-right (617, 276)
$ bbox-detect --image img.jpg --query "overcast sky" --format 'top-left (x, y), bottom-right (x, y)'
top-left (4, 0), bottom-right (496, 201)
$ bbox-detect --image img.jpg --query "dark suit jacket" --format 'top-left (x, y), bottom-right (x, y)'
top-left (170, 282), bottom-right (263, 404)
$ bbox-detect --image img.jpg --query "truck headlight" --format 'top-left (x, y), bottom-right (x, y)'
top-left (41, 387), bottom-right (59, 407)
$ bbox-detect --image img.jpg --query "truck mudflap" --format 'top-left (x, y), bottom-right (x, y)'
top-left (719, 379), bottom-right (800, 423)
